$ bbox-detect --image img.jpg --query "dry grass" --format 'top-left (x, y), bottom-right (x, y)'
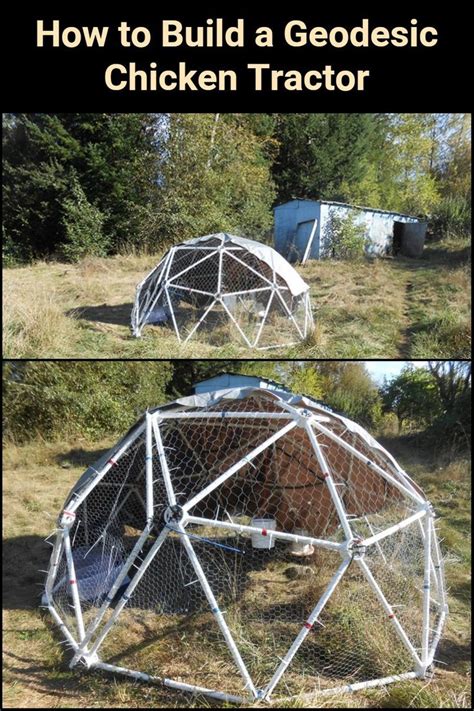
top-left (2, 436), bottom-right (471, 708)
top-left (3, 238), bottom-right (470, 358)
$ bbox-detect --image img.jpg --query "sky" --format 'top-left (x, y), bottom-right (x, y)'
top-left (363, 360), bottom-right (428, 384)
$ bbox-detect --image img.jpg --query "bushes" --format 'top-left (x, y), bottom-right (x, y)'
top-left (61, 175), bottom-right (108, 262)
top-left (432, 194), bottom-right (471, 240)
top-left (322, 213), bottom-right (367, 260)
top-left (2, 361), bottom-right (173, 443)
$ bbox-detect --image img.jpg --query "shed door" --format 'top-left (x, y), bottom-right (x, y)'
top-left (292, 220), bottom-right (319, 261)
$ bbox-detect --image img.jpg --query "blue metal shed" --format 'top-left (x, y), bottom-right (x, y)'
top-left (274, 199), bottom-right (424, 261)
top-left (193, 373), bottom-right (289, 395)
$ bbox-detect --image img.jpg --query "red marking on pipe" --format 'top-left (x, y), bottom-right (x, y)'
top-left (322, 473), bottom-right (329, 479)
top-left (108, 458), bottom-right (117, 466)
top-left (304, 622), bottom-right (313, 630)
top-left (70, 579), bottom-right (76, 585)
top-left (388, 613), bottom-right (395, 619)
top-left (63, 510), bottom-right (76, 518)
top-left (261, 529), bottom-right (267, 536)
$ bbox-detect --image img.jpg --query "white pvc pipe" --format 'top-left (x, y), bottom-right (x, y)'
top-left (224, 286), bottom-right (272, 297)
top-left (312, 420), bottom-right (426, 506)
top-left (253, 290), bottom-right (274, 348)
top-left (226, 250), bottom-right (274, 287)
top-left (47, 602), bottom-right (79, 651)
top-left (183, 419), bottom-right (298, 513)
top-left (44, 530), bottom-right (64, 597)
top-left (164, 286), bottom-right (182, 343)
top-left (217, 246), bottom-right (223, 294)
top-left (155, 411), bottom-right (291, 420)
top-left (301, 219), bottom-right (318, 264)
top-left (185, 515), bottom-right (344, 552)
top-left (68, 424), bottom-right (145, 513)
top-left (431, 519), bottom-right (447, 606)
top-left (421, 512), bottom-right (432, 666)
top-left (92, 661), bottom-right (245, 703)
top-left (274, 289), bottom-right (304, 339)
top-left (63, 528), bottom-right (86, 642)
top-left (278, 671), bottom-right (418, 702)
top-left (219, 297), bottom-right (253, 348)
top-left (138, 251), bottom-right (173, 329)
top-left (167, 284), bottom-right (214, 297)
top-left (305, 422), bottom-right (353, 542)
top-left (145, 413), bottom-right (154, 522)
top-left (362, 508), bottom-right (427, 548)
top-left (357, 557), bottom-right (422, 668)
top-left (182, 298), bottom-right (218, 344)
top-left (88, 525), bottom-right (169, 657)
top-left (363, 515), bottom-right (387, 563)
top-left (263, 556), bottom-right (351, 699)
top-left (177, 522), bottom-right (257, 699)
top-left (152, 417), bottom-right (177, 507)
top-left (427, 609), bottom-right (447, 666)
top-left (71, 521), bottom-right (154, 665)
top-left (168, 249), bottom-right (219, 283)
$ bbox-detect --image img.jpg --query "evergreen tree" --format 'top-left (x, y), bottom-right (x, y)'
top-left (272, 113), bottom-right (378, 203)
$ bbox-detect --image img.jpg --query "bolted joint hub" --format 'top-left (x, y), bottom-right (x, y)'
top-left (296, 408), bottom-right (314, 427)
top-left (164, 504), bottom-right (184, 524)
top-left (347, 537), bottom-right (366, 559)
top-left (59, 509), bottom-right (76, 528)
top-left (70, 651), bottom-right (99, 670)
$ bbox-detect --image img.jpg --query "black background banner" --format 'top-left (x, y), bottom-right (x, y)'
top-left (2, 5), bottom-right (471, 111)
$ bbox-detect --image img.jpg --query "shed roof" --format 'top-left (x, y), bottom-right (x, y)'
top-left (275, 199), bottom-right (424, 221)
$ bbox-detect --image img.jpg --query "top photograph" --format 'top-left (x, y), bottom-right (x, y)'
top-left (3, 112), bottom-right (471, 360)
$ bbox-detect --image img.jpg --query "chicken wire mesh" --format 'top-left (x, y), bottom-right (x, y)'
top-left (131, 234), bottom-right (313, 349)
top-left (43, 388), bottom-right (447, 703)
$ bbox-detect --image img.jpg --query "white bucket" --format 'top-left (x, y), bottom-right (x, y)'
top-left (291, 528), bottom-right (315, 557)
top-left (250, 517), bottom-right (276, 549)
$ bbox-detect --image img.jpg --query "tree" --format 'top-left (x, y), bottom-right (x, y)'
top-left (151, 113), bottom-right (275, 247)
top-left (61, 172), bottom-right (107, 262)
top-left (381, 366), bottom-right (441, 432)
top-left (427, 361), bottom-right (471, 414)
top-left (2, 113), bottom-right (159, 261)
top-left (272, 113), bottom-right (379, 203)
top-left (315, 362), bottom-right (382, 427)
top-left (281, 362), bottom-right (324, 401)
top-left (3, 361), bottom-right (174, 442)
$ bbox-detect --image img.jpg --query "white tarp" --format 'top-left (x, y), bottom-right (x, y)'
top-left (183, 233), bottom-right (310, 297)
top-left (66, 385), bottom-right (424, 505)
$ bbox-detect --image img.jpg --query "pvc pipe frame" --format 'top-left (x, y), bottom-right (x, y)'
top-left (133, 243), bottom-right (311, 348)
top-left (49, 406), bottom-right (445, 703)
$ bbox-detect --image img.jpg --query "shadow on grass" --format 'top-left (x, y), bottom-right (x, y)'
top-left (438, 638), bottom-right (472, 669)
top-left (3, 648), bottom-right (195, 707)
top-left (389, 242), bottom-right (471, 274)
top-left (66, 303), bottom-right (133, 327)
top-left (54, 447), bottom-right (110, 469)
top-left (3, 535), bottom-right (50, 610)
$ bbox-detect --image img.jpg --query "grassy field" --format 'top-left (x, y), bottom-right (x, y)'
top-left (2, 435), bottom-right (471, 708)
top-left (3, 236), bottom-right (471, 359)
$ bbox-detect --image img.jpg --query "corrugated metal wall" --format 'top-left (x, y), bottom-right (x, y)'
top-left (274, 199), bottom-right (420, 260)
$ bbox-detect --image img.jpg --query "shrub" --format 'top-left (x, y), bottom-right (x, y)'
top-left (61, 174), bottom-right (108, 262)
top-left (323, 212), bottom-right (367, 260)
top-left (432, 194), bottom-right (471, 240)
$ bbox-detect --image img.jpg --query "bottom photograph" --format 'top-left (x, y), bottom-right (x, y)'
top-left (3, 360), bottom-right (471, 708)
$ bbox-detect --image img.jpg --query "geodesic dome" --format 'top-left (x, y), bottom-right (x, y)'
top-left (131, 233), bottom-right (313, 348)
top-left (43, 386), bottom-right (447, 704)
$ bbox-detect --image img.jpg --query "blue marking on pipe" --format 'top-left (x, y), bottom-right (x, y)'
top-left (212, 607), bottom-right (220, 614)
top-left (166, 525), bottom-right (244, 554)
